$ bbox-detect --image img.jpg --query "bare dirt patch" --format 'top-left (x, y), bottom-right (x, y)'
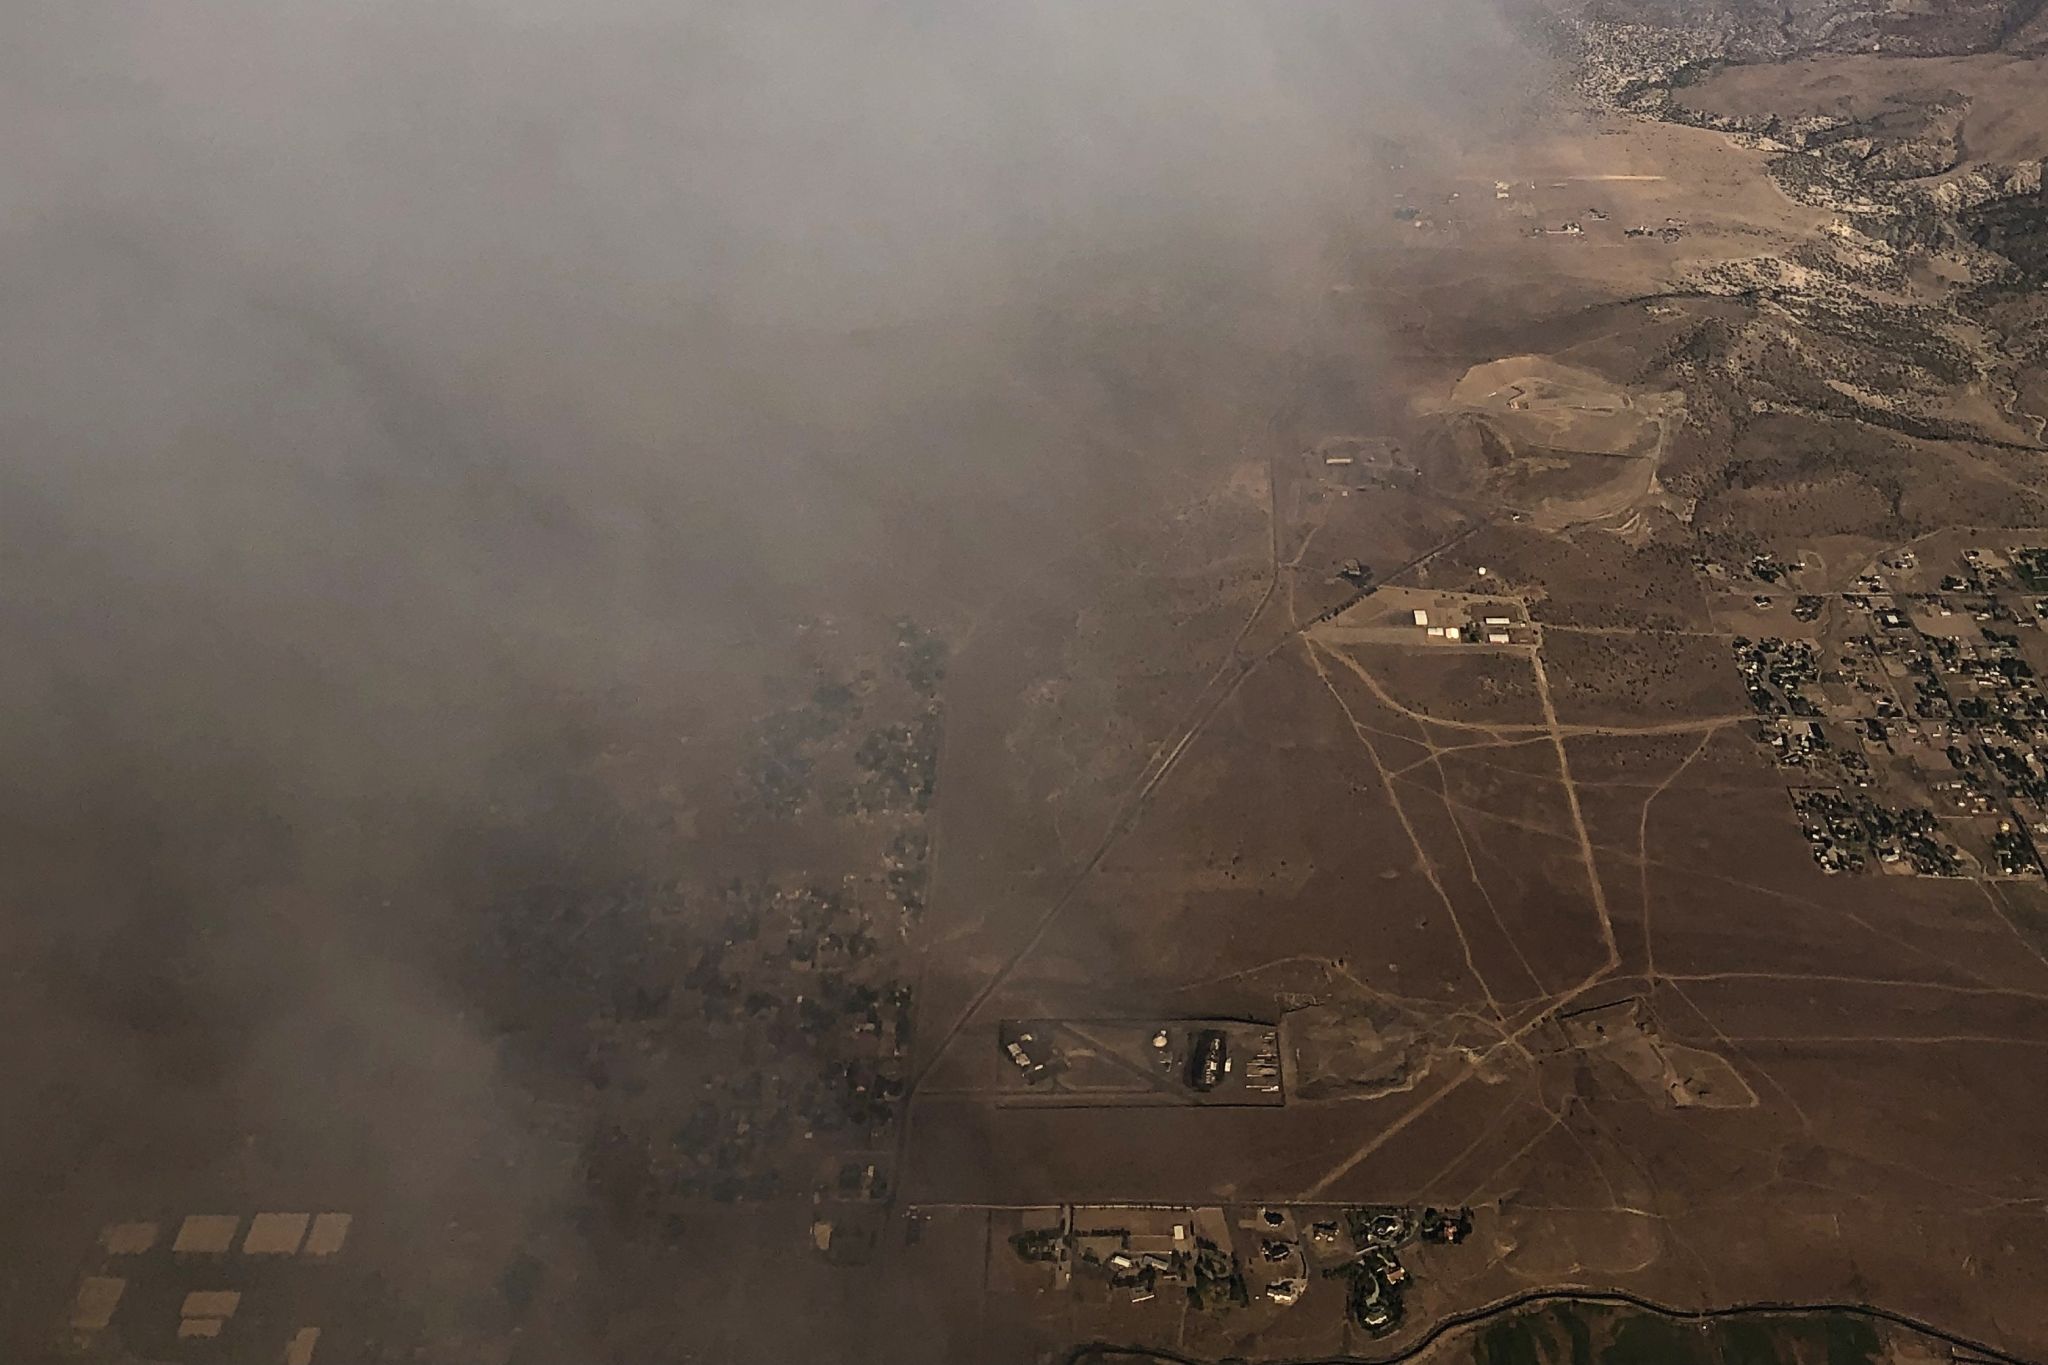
top-left (1423, 355), bottom-right (1685, 530)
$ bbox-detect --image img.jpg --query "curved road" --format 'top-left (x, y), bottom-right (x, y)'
top-left (1060, 1287), bottom-right (2043, 1365)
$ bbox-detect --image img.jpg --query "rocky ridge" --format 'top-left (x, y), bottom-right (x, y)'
top-left (1534, 0), bottom-right (2048, 471)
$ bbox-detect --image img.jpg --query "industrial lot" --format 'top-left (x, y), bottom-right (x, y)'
top-left (995, 1019), bottom-right (1283, 1104)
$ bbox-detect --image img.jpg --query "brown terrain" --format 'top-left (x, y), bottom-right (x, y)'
top-left (5, 3), bottom-right (2048, 1365)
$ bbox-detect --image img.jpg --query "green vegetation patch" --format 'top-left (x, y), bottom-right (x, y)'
top-left (1462, 1304), bottom-right (1883, 1365)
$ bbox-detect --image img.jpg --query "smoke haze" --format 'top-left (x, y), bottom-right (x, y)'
top-left (0, 3), bottom-right (1542, 1359)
